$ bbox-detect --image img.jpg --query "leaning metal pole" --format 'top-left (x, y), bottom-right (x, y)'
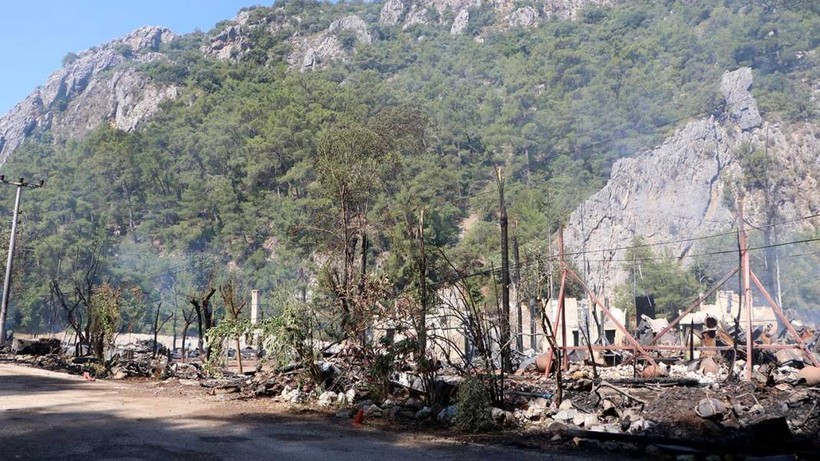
top-left (0, 182), bottom-right (23, 345)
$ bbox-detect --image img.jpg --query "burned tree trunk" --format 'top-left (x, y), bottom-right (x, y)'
top-left (190, 288), bottom-right (216, 358)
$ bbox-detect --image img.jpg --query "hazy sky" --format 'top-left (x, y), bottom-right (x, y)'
top-left (0, 0), bottom-right (259, 115)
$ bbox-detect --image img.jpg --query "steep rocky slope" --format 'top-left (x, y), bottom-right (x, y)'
top-left (1, 0), bottom-right (624, 163)
top-left (0, 27), bottom-right (177, 163)
top-left (564, 68), bottom-right (819, 295)
top-left (202, 0), bottom-right (622, 67)
top-left (378, 0), bottom-right (624, 31)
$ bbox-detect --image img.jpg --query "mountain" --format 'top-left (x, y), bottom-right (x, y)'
top-left (0, 27), bottom-right (177, 163)
top-left (0, 0), bottom-right (817, 332)
top-left (565, 67), bottom-right (819, 297)
top-left (0, 0), bottom-right (626, 161)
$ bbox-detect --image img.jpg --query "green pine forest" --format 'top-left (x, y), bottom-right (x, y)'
top-left (2, 0), bottom-right (818, 335)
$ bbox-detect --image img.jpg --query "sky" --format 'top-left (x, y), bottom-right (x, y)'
top-left (0, 0), bottom-right (260, 115)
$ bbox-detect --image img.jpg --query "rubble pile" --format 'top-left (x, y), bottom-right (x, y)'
top-left (170, 362), bottom-right (202, 380)
top-left (108, 340), bottom-right (171, 379)
top-left (3, 321), bottom-right (819, 458)
top-left (11, 338), bottom-right (62, 355)
top-left (497, 358), bottom-right (820, 456)
top-left (2, 346), bottom-right (95, 375)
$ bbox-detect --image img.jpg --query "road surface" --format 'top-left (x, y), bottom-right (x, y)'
top-left (0, 362), bottom-right (612, 460)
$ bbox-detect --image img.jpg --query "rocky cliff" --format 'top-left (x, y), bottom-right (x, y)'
top-left (0, 27), bottom-right (177, 163)
top-left (202, 0), bottom-right (623, 70)
top-left (564, 67), bottom-right (819, 296)
top-left (1, 1), bottom-right (630, 162)
top-left (378, 0), bottom-right (623, 32)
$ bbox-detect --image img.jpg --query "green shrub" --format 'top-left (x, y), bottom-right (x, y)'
top-left (454, 375), bottom-right (494, 432)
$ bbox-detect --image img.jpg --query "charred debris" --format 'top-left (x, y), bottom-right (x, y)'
top-left (2, 217), bottom-right (819, 460)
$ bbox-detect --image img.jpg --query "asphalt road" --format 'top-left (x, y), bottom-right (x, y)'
top-left (0, 362), bottom-right (612, 460)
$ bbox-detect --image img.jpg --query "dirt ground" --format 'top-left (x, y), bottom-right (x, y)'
top-left (0, 363), bottom-right (628, 461)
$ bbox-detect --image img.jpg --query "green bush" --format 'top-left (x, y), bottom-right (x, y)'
top-left (454, 376), bottom-right (494, 432)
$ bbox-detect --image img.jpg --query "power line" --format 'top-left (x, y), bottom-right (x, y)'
top-left (428, 235), bottom-right (820, 285)
top-left (557, 212), bottom-right (820, 260)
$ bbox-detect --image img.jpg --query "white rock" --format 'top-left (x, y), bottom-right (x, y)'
top-left (575, 413), bottom-right (598, 428)
top-left (450, 9), bottom-right (470, 35)
top-left (553, 409), bottom-right (577, 422)
top-left (491, 407), bottom-right (510, 424)
top-left (558, 400), bottom-right (574, 410)
top-left (318, 391), bottom-right (337, 407)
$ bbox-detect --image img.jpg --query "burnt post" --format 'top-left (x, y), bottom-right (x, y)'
top-left (497, 169), bottom-right (512, 373)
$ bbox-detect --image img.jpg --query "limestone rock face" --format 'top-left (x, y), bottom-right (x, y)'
top-left (721, 67), bottom-right (762, 131)
top-left (380, 0), bottom-right (406, 26)
top-left (203, 9), bottom-right (269, 62)
top-left (565, 118), bottom-right (734, 293)
top-left (384, 0), bottom-right (617, 33)
top-left (289, 15), bottom-right (372, 71)
top-left (206, 24), bottom-right (249, 61)
top-left (451, 9), bottom-right (471, 35)
top-left (328, 15), bottom-right (373, 45)
top-left (508, 7), bottom-right (540, 28)
top-left (543, 0), bottom-right (625, 21)
top-left (120, 26), bottom-right (174, 52)
top-left (402, 5), bottom-right (430, 30)
top-left (563, 67), bottom-right (818, 295)
top-left (0, 26), bottom-right (176, 163)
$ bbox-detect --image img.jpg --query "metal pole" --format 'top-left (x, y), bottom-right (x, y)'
top-left (648, 268), bottom-right (739, 345)
top-left (738, 203), bottom-right (754, 381)
top-left (566, 268), bottom-right (658, 367)
top-left (558, 227), bottom-right (568, 370)
top-left (0, 183), bottom-right (23, 345)
top-left (750, 271), bottom-right (820, 367)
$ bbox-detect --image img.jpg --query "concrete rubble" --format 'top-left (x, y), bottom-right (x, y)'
top-left (3, 311), bottom-right (819, 459)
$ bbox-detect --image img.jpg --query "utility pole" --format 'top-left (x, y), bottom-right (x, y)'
top-left (497, 168), bottom-right (512, 373)
top-left (513, 235), bottom-right (522, 352)
top-left (0, 176), bottom-right (44, 345)
top-left (558, 226), bottom-right (568, 370)
top-left (738, 201), bottom-right (753, 381)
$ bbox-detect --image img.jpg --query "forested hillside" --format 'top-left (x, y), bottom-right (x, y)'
top-left (1, 0), bottom-right (817, 334)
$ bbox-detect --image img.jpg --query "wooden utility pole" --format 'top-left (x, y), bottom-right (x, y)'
top-left (0, 176), bottom-right (44, 345)
top-left (497, 168), bottom-right (512, 373)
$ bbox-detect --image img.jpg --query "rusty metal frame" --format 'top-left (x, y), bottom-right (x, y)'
top-left (566, 267), bottom-right (657, 367)
top-left (750, 271), bottom-right (820, 367)
top-left (542, 227), bottom-right (658, 374)
top-left (647, 268), bottom-right (739, 345)
top-left (549, 202), bottom-right (819, 379)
